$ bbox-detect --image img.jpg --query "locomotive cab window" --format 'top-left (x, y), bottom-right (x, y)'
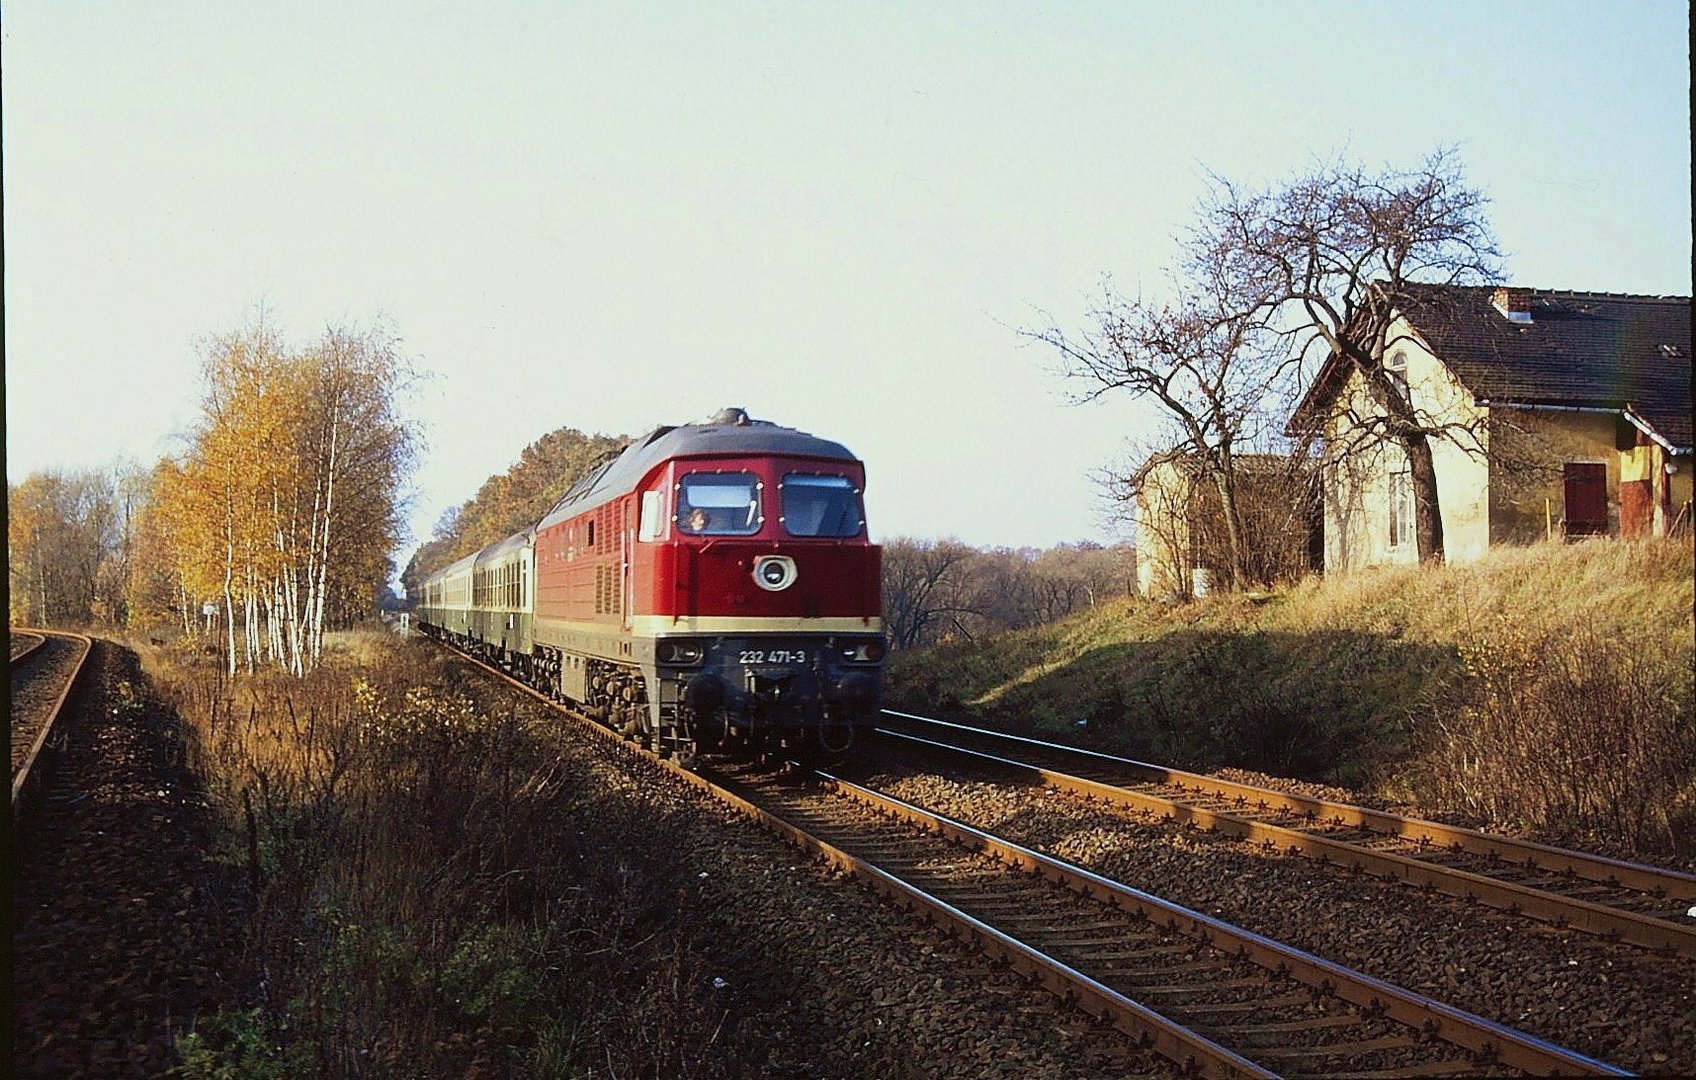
top-left (780, 473), bottom-right (863, 537)
top-left (638, 490), bottom-right (664, 541)
top-left (676, 472), bottom-right (762, 535)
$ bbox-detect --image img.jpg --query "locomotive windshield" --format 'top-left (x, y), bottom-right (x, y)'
top-left (780, 473), bottom-right (864, 537)
top-left (677, 472), bottom-right (762, 535)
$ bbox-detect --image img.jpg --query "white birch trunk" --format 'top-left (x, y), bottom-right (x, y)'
top-left (310, 389), bottom-right (342, 662)
top-left (222, 477), bottom-right (237, 675)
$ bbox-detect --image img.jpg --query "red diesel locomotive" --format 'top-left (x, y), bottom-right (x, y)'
top-left (416, 408), bottom-right (885, 763)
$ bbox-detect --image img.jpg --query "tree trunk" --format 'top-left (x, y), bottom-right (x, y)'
top-left (1362, 357), bottom-right (1448, 565)
top-left (311, 403), bottom-right (342, 663)
top-left (1405, 432), bottom-right (1445, 563)
top-left (1208, 466), bottom-right (1249, 591)
top-left (177, 573), bottom-right (193, 637)
top-left (222, 573), bottom-right (236, 676)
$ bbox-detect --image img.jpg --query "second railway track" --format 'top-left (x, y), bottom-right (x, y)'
top-left (705, 759), bottom-right (1625, 1078)
top-left (10, 628), bottom-right (93, 820)
top-left (875, 710), bottom-right (1696, 959)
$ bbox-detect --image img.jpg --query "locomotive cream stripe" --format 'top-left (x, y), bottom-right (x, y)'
top-left (531, 614), bottom-right (884, 638)
top-left (629, 614), bottom-right (883, 636)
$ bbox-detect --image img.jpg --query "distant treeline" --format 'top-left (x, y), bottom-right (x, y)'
top-left (882, 537), bottom-right (1135, 650)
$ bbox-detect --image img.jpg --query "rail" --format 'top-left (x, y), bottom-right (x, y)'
top-left (877, 710), bottom-right (1696, 957)
top-left (431, 638), bottom-right (1628, 1077)
top-left (11, 630), bottom-right (94, 821)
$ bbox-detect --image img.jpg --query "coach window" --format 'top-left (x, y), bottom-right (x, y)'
top-left (780, 473), bottom-right (864, 537)
top-left (676, 472), bottom-right (762, 535)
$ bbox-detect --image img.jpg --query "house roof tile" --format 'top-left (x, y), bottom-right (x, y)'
top-left (1396, 284), bottom-right (1691, 449)
top-left (1292, 284), bottom-right (1691, 450)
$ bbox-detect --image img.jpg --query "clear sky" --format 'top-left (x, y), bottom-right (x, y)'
top-left (5, 2), bottom-right (1690, 556)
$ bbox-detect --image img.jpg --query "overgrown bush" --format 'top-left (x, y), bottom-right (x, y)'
top-left (1418, 617), bottom-right (1696, 859)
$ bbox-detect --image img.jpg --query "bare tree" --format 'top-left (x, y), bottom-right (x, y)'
top-left (1194, 148), bottom-right (1500, 562)
top-left (881, 538), bottom-right (982, 649)
top-left (1030, 288), bottom-right (1291, 591)
top-left (881, 538), bottom-right (1135, 646)
top-left (1037, 148), bottom-right (1499, 570)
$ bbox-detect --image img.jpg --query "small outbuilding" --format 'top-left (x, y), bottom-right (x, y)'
top-left (1134, 452), bottom-right (1320, 600)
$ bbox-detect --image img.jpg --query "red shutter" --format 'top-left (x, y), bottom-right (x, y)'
top-left (1562, 463), bottom-right (1608, 537)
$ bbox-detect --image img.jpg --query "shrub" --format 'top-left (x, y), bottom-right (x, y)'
top-left (1417, 617), bottom-right (1695, 859)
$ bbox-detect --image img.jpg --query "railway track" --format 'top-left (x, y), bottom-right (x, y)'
top-left (10, 628), bottom-right (93, 820)
top-left (12, 628), bottom-right (46, 661)
top-left (875, 710), bottom-right (1696, 959)
top-left (437, 640), bottom-right (1626, 1077)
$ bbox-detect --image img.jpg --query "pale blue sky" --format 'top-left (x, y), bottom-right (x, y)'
top-left (5, 2), bottom-right (1689, 554)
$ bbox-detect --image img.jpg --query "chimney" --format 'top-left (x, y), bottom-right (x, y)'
top-left (1492, 286), bottom-right (1533, 323)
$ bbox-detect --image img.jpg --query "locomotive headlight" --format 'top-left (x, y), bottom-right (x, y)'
top-left (752, 555), bottom-right (797, 592)
top-left (839, 639), bottom-right (886, 663)
top-left (658, 640), bottom-right (705, 665)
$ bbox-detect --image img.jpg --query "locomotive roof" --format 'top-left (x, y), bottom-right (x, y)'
top-left (535, 410), bottom-right (858, 530)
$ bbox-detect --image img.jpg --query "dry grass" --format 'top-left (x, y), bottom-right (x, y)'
top-left (887, 537), bottom-right (1695, 860)
top-left (143, 632), bottom-right (743, 1077)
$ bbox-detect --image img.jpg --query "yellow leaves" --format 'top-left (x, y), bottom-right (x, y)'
top-left (155, 318), bottom-right (415, 672)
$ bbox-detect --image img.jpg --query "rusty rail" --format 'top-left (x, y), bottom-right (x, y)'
top-left (10, 629), bottom-right (47, 664)
top-left (11, 630), bottom-right (93, 820)
top-left (878, 711), bottom-right (1696, 958)
top-left (815, 767), bottom-right (1627, 1078)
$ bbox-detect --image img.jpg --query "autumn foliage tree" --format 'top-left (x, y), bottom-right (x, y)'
top-left (153, 318), bottom-right (415, 674)
top-left (400, 425), bottom-right (627, 598)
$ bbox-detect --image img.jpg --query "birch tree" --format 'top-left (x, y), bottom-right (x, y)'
top-left (293, 323), bottom-right (413, 663)
top-left (156, 317), bottom-right (414, 674)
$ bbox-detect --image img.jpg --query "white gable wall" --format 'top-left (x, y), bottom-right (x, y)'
top-left (1321, 315), bottom-right (1491, 569)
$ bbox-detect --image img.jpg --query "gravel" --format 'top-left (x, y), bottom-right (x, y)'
top-left (34, 639), bottom-right (1684, 1076)
top-left (499, 685), bottom-right (1183, 1079)
top-left (841, 749), bottom-right (1694, 1074)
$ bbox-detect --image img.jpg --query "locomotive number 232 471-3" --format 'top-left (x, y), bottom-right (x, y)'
top-left (739, 649), bottom-right (811, 665)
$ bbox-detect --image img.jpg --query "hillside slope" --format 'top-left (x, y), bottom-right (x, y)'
top-left (886, 538), bottom-right (1694, 857)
